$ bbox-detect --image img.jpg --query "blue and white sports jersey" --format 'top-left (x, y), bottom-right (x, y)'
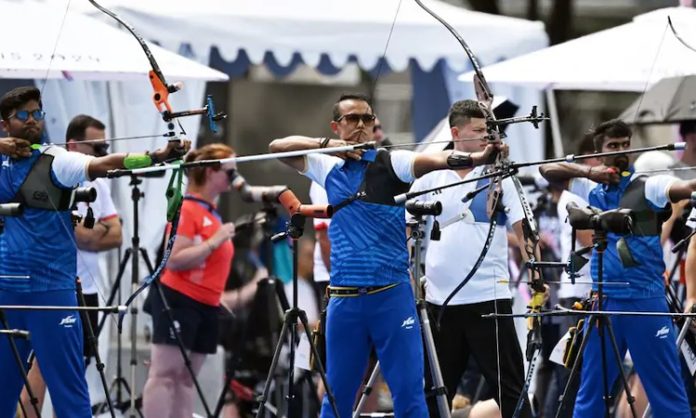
top-left (569, 168), bottom-right (676, 299)
top-left (303, 149), bottom-right (415, 287)
top-left (0, 146), bottom-right (93, 292)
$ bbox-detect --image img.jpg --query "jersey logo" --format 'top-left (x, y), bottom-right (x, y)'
top-left (401, 316), bottom-right (415, 330)
top-left (32, 190), bottom-right (49, 202)
top-left (59, 314), bottom-right (77, 327)
top-left (202, 216), bottom-right (213, 227)
top-left (655, 326), bottom-right (669, 339)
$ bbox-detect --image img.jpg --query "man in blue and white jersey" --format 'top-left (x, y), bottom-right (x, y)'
top-left (0, 86), bottom-right (189, 418)
top-left (269, 93), bottom-right (504, 418)
top-left (540, 119), bottom-right (694, 418)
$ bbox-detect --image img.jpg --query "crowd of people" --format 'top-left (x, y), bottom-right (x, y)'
top-left (1, 83), bottom-right (696, 418)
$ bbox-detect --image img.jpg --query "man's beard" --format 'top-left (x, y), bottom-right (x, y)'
top-left (614, 155), bottom-right (630, 172)
top-left (16, 126), bottom-right (43, 144)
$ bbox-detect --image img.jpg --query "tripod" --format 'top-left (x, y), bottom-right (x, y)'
top-left (212, 205), bottom-right (281, 418)
top-left (0, 310), bottom-right (41, 418)
top-left (76, 278), bottom-right (116, 418)
top-left (554, 229), bottom-right (637, 418)
top-left (94, 175), bottom-right (211, 417)
top-left (353, 215), bottom-right (450, 418)
top-left (255, 213), bottom-right (339, 418)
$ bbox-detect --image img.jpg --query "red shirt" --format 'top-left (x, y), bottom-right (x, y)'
top-left (161, 196), bottom-right (234, 306)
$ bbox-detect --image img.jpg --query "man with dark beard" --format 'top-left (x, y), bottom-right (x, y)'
top-left (0, 86), bottom-right (189, 418)
top-left (539, 119), bottom-right (692, 418)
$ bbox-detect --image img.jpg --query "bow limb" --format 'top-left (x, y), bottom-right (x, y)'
top-left (88, 0), bottom-right (225, 129)
top-left (668, 16), bottom-right (696, 54)
top-left (414, 0), bottom-right (503, 285)
top-left (88, 0), bottom-right (175, 116)
top-left (414, 4), bottom-right (546, 415)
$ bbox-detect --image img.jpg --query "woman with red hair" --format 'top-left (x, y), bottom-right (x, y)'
top-left (143, 143), bottom-right (237, 418)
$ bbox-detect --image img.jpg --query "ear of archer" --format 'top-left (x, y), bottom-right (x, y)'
top-left (450, 126), bottom-right (459, 140)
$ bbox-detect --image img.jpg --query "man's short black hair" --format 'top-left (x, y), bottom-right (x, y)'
top-left (66, 115), bottom-right (106, 141)
top-left (679, 120), bottom-right (696, 138)
top-left (578, 131), bottom-right (596, 155)
top-left (0, 86), bottom-right (42, 121)
top-left (591, 119), bottom-right (632, 151)
top-left (332, 93), bottom-right (373, 121)
top-left (448, 100), bottom-right (485, 128)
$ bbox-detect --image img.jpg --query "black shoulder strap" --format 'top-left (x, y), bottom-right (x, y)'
top-left (333, 150), bottom-right (410, 213)
top-left (14, 146), bottom-right (74, 211)
top-left (619, 175), bottom-right (670, 236)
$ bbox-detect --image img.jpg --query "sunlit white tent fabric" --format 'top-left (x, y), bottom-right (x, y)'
top-left (0, 0), bottom-right (228, 81)
top-left (73, 0), bottom-right (547, 72)
top-left (458, 7), bottom-right (696, 91)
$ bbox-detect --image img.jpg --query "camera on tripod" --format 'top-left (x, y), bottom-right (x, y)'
top-left (567, 203), bottom-right (633, 235)
top-left (71, 186), bottom-right (97, 229)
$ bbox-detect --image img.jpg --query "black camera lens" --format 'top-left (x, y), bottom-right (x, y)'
top-left (566, 202), bottom-right (633, 234)
top-left (406, 200), bottom-right (442, 217)
top-left (73, 187), bottom-right (97, 203)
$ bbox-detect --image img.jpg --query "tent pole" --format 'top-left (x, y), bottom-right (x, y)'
top-left (545, 88), bottom-right (564, 157)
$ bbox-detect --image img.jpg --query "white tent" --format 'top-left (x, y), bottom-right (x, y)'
top-left (457, 6), bottom-right (696, 156)
top-left (457, 7), bottom-right (696, 91)
top-left (73, 0), bottom-right (548, 72)
top-left (72, 0), bottom-right (548, 162)
top-left (0, 0), bottom-right (228, 81)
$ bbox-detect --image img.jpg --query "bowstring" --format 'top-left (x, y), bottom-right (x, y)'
top-left (369, 0), bottom-right (404, 102)
top-left (34, 0), bottom-right (118, 317)
top-left (628, 21), bottom-right (669, 124)
top-left (38, 0), bottom-right (73, 96)
top-left (494, 223), bottom-right (503, 413)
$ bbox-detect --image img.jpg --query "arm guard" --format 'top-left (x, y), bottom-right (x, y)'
top-left (446, 151), bottom-right (473, 169)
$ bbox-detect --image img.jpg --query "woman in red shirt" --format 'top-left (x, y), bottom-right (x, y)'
top-left (143, 143), bottom-right (236, 418)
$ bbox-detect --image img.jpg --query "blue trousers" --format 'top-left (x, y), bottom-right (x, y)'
top-left (573, 297), bottom-right (690, 418)
top-left (0, 290), bottom-right (91, 418)
top-left (320, 283), bottom-right (427, 418)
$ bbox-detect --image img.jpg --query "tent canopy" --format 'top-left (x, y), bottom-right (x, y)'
top-left (458, 7), bottom-right (696, 91)
top-left (0, 0), bottom-right (228, 81)
top-left (76, 0), bottom-right (547, 73)
top-left (619, 75), bottom-right (696, 124)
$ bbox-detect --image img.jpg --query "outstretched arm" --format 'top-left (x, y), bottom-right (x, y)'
top-left (87, 140), bottom-right (191, 179)
top-left (539, 163), bottom-right (619, 185)
top-left (268, 136), bottom-right (363, 172)
top-left (667, 179), bottom-right (696, 203)
top-left (412, 143), bottom-right (504, 178)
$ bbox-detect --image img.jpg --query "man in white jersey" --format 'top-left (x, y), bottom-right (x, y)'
top-left (409, 100), bottom-right (537, 418)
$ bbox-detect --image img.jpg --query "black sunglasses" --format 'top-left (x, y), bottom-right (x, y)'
top-left (89, 142), bottom-right (110, 157)
top-left (10, 109), bottom-right (45, 123)
top-left (336, 113), bottom-right (376, 125)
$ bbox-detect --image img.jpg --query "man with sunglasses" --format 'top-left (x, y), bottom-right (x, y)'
top-left (0, 86), bottom-right (189, 418)
top-left (18, 114), bottom-right (124, 416)
top-left (270, 93), bottom-right (505, 418)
